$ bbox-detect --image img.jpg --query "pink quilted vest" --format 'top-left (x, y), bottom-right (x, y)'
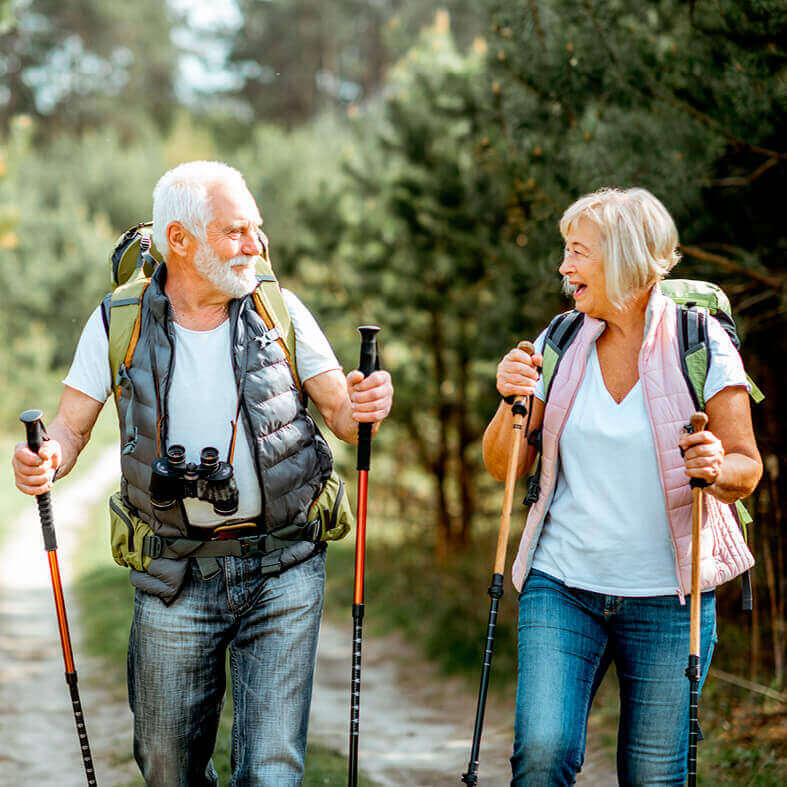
top-left (511, 289), bottom-right (754, 602)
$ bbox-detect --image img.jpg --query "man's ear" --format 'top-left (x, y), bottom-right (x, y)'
top-left (166, 221), bottom-right (196, 259)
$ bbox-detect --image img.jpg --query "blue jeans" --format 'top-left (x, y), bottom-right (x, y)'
top-left (512, 569), bottom-right (716, 786)
top-left (127, 549), bottom-right (326, 787)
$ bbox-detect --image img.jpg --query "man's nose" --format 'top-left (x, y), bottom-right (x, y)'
top-left (243, 231), bottom-right (263, 256)
top-left (558, 256), bottom-right (572, 275)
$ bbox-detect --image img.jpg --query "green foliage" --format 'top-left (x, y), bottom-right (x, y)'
top-left (0, 0), bottom-right (178, 139)
top-left (213, 0), bottom-right (482, 135)
top-left (293, 19), bottom-right (558, 546)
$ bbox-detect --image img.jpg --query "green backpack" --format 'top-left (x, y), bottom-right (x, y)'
top-left (530, 279), bottom-right (762, 608)
top-left (102, 221), bottom-right (355, 547)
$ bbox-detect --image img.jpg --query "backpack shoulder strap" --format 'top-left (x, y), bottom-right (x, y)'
top-left (251, 258), bottom-right (302, 395)
top-left (541, 310), bottom-right (584, 402)
top-left (107, 276), bottom-right (150, 401)
top-left (676, 304), bottom-right (709, 411)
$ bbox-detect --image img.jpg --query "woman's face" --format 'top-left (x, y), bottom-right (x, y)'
top-left (558, 217), bottom-right (610, 318)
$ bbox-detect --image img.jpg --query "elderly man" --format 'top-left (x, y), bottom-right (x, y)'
top-left (12, 161), bottom-right (393, 786)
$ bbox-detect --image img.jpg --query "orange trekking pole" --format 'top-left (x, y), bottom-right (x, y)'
top-left (348, 325), bottom-right (380, 787)
top-left (462, 341), bottom-right (535, 786)
top-left (20, 409), bottom-right (97, 787)
top-left (686, 411), bottom-right (708, 787)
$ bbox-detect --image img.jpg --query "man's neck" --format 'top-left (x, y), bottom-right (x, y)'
top-left (164, 257), bottom-right (232, 331)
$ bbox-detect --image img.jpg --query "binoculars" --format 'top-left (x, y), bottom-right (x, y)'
top-left (149, 444), bottom-right (239, 516)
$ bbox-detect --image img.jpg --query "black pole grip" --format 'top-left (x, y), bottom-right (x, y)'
top-left (21, 408), bottom-right (46, 454)
top-left (356, 326), bottom-right (380, 472)
top-left (20, 409), bottom-right (57, 550)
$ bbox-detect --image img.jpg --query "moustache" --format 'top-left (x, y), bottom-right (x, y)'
top-left (561, 275), bottom-right (577, 296)
top-left (229, 255), bottom-right (258, 268)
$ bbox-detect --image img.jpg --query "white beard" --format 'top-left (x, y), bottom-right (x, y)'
top-left (194, 245), bottom-right (259, 299)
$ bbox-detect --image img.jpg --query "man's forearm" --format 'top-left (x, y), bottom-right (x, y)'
top-left (325, 401), bottom-right (381, 446)
top-left (46, 416), bottom-right (90, 479)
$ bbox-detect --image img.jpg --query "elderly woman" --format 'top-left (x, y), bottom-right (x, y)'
top-left (483, 187), bottom-right (762, 786)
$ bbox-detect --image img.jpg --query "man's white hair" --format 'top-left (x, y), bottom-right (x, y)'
top-left (559, 187), bottom-right (681, 306)
top-left (152, 161), bottom-right (247, 258)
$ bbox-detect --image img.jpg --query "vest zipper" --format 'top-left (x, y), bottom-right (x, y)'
top-left (232, 305), bottom-right (267, 527)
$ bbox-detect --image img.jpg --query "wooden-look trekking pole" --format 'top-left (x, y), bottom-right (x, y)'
top-left (20, 409), bottom-right (98, 787)
top-left (686, 411), bottom-right (709, 787)
top-left (462, 341), bottom-right (535, 786)
top-left (348, 325), bottom-right (380, 787)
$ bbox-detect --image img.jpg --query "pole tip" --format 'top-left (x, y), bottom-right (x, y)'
top-left (20, 409), bottom-right (43, 425)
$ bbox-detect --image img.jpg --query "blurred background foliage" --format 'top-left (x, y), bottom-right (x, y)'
top-left (1, 0), bottom-right (785, 778)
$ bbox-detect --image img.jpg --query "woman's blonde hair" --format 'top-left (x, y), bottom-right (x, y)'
top-left (559, 187), bottom-right (681, 306)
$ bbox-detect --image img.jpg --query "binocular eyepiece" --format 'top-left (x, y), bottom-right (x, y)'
top-left (149, 444), bottom-right (239, 516)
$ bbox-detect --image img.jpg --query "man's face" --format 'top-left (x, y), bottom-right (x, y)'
top-left (195, 180), bottom-right (265, 299)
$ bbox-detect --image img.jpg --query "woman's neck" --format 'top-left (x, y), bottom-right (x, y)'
top-left (598, 286), bottom-right (652, 343)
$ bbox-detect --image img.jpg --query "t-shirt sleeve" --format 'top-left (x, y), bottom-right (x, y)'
top-left (281, 289), bottom-right (342, 383)
top-left (62, 305), bottom-right (112, 403)
top-left (533, 328), bottom-right (549, 402)
top-left (704, 314), bottom-right (750, 402)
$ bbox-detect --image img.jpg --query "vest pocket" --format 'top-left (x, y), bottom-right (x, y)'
top-left (109, 491), bottom-right (154, 572)
top-left (308, 470), bottom-right (355, 541)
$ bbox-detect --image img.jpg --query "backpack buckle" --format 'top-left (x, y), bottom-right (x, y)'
top-left (143, 533), bottom-right (162, 559)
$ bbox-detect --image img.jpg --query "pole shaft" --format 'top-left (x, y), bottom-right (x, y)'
top-left (493, 402), bottom-right (526, 575)
top-left (48, 551), bottom-right (75, 672)
top-left (462, 576), bottom-right (503, 785)
top-left (686, 412), bottom-right (707, 786)
top-left (349, 467), bottom-right (370, 787)
top-left (690, 487), bottom-right (702, 657)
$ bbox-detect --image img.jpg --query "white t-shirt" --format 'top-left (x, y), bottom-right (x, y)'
top-left (64, 289), bottom-right (341, 526)
top-left (529, 308), bottom-right (749, 596)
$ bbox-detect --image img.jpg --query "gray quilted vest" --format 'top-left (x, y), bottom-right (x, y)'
top-left (116, 264), bottom-right (333, 601)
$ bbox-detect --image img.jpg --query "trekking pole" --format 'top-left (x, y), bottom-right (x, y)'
top-left (19, 409), bottom-right (98, 787)
top-left (348, 325), bottom-right (380, 787)
top-left (462, 341), bottom-right (535, 786)
top-left (686, 411), bottom-right (708, 787)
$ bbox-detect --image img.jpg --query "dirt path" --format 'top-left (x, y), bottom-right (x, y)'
top-left (0, 447), bottom-right (138, 787)
top-left (309, 621), bottom-right (617, 786)
top-left (0, 448), bottom-right (616, 786)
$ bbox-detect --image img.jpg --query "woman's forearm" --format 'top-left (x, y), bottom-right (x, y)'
top-left (707, 452), bottom-right (763, 503)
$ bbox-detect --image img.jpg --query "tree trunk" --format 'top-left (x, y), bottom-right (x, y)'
top-left (430, 310), bottom-right (453, 561)
top-left (456, 322), bottom-right (477, 546)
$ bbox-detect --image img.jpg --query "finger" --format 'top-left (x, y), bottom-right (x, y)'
top-left (352, 407), bottom-right (390, 423)
top-left (17, 474), bottom-right (52, 494)
top-left (508, 349), bottom-right (538, 366)
top-left (351, 370), bottom-right (390, 391)
top-left (502, 361), bottom-right (540, 378)
top-left (14, 445), bottom-right (45, 467)
top-left (683, 441), bottom-right (721, 457)
top-left (38, 442), bottom-right (62, 465)
top-left (352, 397), bottom-right (392, 414)
top-left (352, 387), bottom-right (391, 405)
top-left (498, 382), bottom-right (538, 399)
